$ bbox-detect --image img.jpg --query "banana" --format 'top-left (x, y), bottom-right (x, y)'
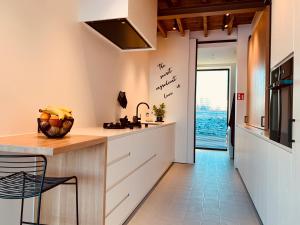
top-left (40, 106), bottom-right (74, 120)
top-left (61, 110), bottom-right (73, 119)
top-left (40, 108), bottom-right (65, 120)
top-left (58, 107), bottom-right (73, 119)
top-left (59, 107), bottom-right (72, 113)
top-left (48, 106), bottom-right (72, 113)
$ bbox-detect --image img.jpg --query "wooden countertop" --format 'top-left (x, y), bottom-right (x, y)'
top-left (0, 133), bottom-right (107, 156)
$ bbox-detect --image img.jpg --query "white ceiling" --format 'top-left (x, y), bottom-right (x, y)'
top-left (197, 42), bottom-right (237, 66)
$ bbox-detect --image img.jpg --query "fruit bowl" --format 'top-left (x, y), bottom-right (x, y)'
top-left (38, 118), bottom-right (74, 138)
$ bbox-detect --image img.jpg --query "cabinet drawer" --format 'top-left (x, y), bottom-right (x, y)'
top-left (106, 150), bottom-right (132, 189)
top-left (105, 191), bottom-right (131, 225)
top-left (106, 134), bottom-right (156, 189)
top-left (105, 153), bottom-right (158, 225)
top-left (106, 173), bottom-right (131, 220)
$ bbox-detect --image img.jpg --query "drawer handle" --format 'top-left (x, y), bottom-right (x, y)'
top-left (107, 154), bottom-right (157, 192)
top-left (107, 152), bottom-right (131, 167)
top-left (105, 193), bottom-right (130, 218)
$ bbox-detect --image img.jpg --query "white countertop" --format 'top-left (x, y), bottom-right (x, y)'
top-left (237, 124), bottom-right (292, 153)
top-left (72, 122), bottom-right (176, 141)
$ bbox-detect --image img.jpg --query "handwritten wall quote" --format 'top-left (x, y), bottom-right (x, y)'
top-left (156, 63), bottom-right (181, 99)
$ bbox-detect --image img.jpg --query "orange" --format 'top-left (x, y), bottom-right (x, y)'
top-left (40, 112), bottom-right (50, 121)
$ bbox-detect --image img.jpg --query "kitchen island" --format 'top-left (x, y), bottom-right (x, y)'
top-left (0, 134), bottom-right (107, 225)
top-left (0, 122), bottom-right (175, 225)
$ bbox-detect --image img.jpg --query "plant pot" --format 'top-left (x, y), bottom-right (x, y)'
top-left (156, 116), bottom-right (164, 122)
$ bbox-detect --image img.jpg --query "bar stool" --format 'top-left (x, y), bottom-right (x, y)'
top-left (0, 154), bottom-right (79, 225)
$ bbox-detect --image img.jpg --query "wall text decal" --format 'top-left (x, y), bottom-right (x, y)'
top-left (156, 63), bottom-right (181, 99)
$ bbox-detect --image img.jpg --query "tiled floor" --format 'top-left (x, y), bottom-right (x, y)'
top-left (126, 150), bottom-right (262, 225)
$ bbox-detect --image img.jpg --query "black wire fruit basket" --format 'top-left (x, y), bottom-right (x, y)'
top-left (37, 118), bottom-right (74, 138)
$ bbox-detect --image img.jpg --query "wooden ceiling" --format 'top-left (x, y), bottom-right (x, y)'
top-left (157, 0), bottom-right (269, 37)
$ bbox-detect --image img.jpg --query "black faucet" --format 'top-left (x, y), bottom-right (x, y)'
top-left (134, 102), bottom-right (150, 122)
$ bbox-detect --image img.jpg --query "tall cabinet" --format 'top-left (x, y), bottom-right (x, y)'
top-left (292, 0), bottom-right (300, 224)
top-left (247, 6), bottom-right (270, 129)
top-left (271, 0), bottom-right (295, 68)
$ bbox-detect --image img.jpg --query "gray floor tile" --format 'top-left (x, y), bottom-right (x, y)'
top-left (126, 150), bottom-right (261, 225)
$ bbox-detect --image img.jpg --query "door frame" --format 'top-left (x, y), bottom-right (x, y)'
top-left (194, 68), bottom-right (230, 151)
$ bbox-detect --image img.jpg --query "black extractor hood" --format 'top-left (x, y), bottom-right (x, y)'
top-left (78, 0), bottom-right (157, 52)
top-left (79, 0), bottom-right (157, 51)
top-left (86, 19), bottom-right (151, 50)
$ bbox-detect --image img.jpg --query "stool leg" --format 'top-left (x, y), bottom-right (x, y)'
top-left (20, 174), bottom-right (25, 225)
top-left (20, 198), bottom-right (25, 225)
top-left (36, 194), bottom-right (43, 225)
top-left (75, 177), bottom-right (79, 225)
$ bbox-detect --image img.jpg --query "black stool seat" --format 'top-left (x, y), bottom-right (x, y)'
top-left (0, 172), bottom-right (76, 199)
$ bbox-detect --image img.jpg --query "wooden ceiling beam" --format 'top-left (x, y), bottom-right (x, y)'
top-left (203, 16), bottom-right (208, 37)
top-left (176, 18), bottom-right (185, 36)
top-left (158, 1), bottom-right (265, 20)
top-left (227, 15), bottom-right (235, 35)
top-left (157, 21), bottom-right (167, 38)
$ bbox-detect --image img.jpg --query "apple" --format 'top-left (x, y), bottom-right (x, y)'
top-left (49, 115), bottom-right (62, 127)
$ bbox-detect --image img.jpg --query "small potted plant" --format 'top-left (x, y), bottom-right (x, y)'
top-left (153, 103), bottom-right (166, 122)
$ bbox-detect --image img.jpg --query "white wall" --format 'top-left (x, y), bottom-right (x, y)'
top-left (0, 1), bottom-right (150, 223)
top-left (149, 31), bottom-right (190, 163)
top-left (190, 29), bottom-right (238, 42)
top-left (197, 43), bottom-right (237, 65)
top-left (187, 39), bottom-right (197, 163)
top-left (229, 64), bottom-right (237, 114)
top-left (0, 0), bottom-right (150, 136)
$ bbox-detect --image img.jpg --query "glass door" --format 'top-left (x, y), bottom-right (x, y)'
top-left (195, 69), bottom-right (229, 150)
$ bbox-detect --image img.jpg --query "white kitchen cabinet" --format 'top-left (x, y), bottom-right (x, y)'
top-left (292, 1), bottom-right (300, 224)
top-left (106, 152), bottom-right (159, 225)
top-left (271, 0), bottom-right (295, 67)
top-left (105, 124), bottom-right (175, 225)
top-left (235, 126), bottom-right (293, 225)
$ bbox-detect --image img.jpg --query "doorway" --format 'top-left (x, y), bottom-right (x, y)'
top-left (195, 69), bottom-right (229, 150)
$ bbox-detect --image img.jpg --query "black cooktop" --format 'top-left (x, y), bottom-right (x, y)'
top-left (103, 122), bottom-right (126, 129)
top-left (103, 116), bottom-right (144, 129)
